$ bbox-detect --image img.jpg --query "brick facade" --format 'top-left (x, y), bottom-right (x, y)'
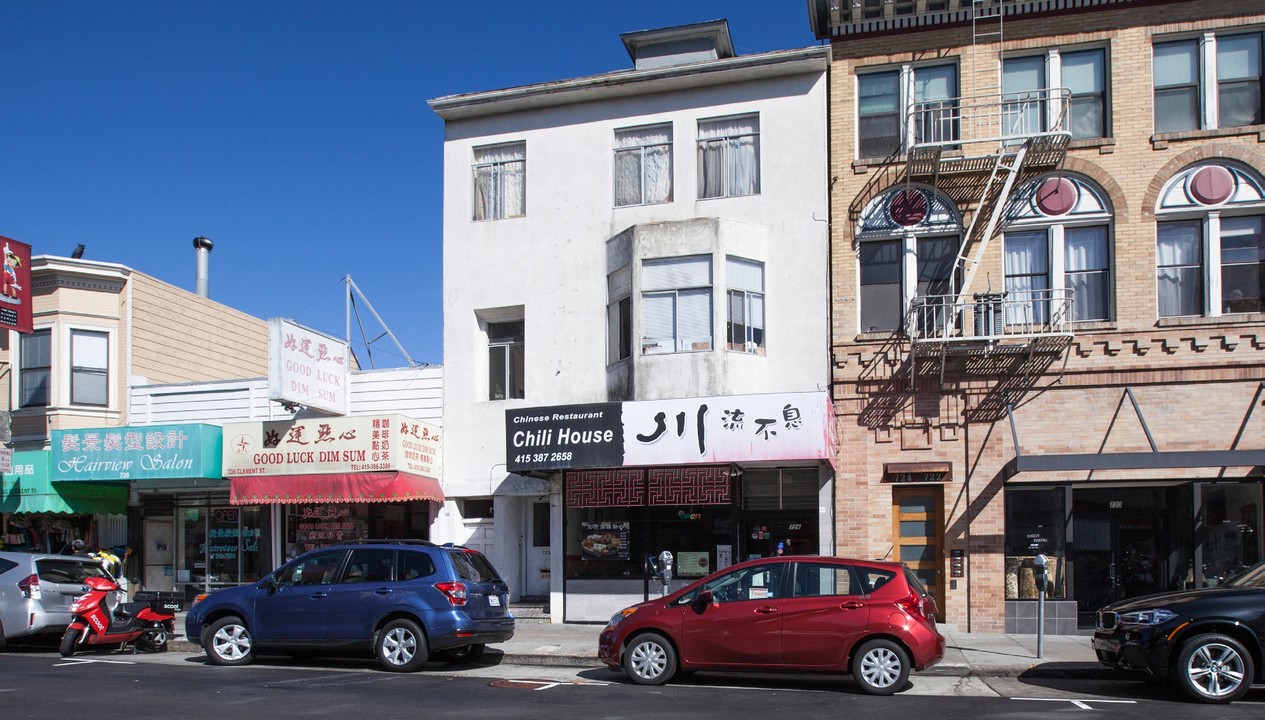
top-left (826, 1), bottom-right (1265, 631)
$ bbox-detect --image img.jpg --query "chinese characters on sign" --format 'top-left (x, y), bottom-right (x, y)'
top-left (267, 318), bottom-right (350, 415)
top-left (506, 392), bottom-right (835, 473)
top-left (222, 414), bottom-right (441, 478)
top-left (50, 424), bottom-right (222, 481)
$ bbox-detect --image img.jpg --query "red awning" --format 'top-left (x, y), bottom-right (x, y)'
top-left (229, 471), bottom-right (444, 506)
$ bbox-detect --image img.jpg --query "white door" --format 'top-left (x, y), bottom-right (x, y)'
top-left (525, 499), bottom-right (550, 596)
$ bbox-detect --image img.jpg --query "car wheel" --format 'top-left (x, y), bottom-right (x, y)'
top-left (205, 616), bottom-right (254, 666)
top-left (1174, 633), bottom-right (1254, 704)
top-left (59, 627), bottom-right (80, 658)
top-left (623, 632), bottom-right (677, 686)
top-left (375, 619), bottom-right (428, 672)
top-left (852, 639), bottom-right (910, 695)
top-left (440, 643), bottom-right (486, 664)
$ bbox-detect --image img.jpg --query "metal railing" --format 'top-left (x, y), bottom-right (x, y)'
top-left (907, 288), bottom-right (1073, 343)
top-left (907, 87), bottom-right (1072, 151)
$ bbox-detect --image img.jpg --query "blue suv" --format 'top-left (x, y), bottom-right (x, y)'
top-left (185, 540), bottom-right (514, 671)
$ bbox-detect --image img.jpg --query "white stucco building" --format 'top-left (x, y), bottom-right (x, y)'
top-left (431, 21), bottom-right (832, 622)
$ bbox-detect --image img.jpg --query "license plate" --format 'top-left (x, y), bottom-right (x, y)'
top-left (488, 595), bottom-right (501, 607)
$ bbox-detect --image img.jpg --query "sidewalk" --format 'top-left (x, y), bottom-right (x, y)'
top-left (169, 614), bottom-right (1107, 679)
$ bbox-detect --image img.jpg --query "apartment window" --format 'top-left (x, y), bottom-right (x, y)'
top-left (858, 63), bottom-right (958, 158)
top-left (1156, 163), bottom-right (1265, 317)
top-left (697, 115), bottom-right (759, 199)
top-left (641, 256), bottom-right (712, 354)
top-left (70, 329), bottom-right (108, 406)
top-left (1154, 32), bottom-right (1263, 133)
top-left (607, 265), bottom-right (633, 363)
top-left (487, 320), bottom-right (524, 400)
top-left (18, 328), bottom-right (51, 408)
top-left (1003, 175), bottom-right (1114, 323)
top-left (614, 125), bottom-right (672, 206)
top-left (726, 256), bottom-right (765, 354)
top-left (857, 186), bottom-right (963, 333)
top-left (472, 142), bottom-right (525, 221)
top-left (1003, 49), bottom-right (1107, 140)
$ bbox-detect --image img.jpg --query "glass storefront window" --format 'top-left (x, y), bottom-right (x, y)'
top-left (1200, 482), bottom-right (1263, 586)
top-left (283, 501), bottom-right (430, 559)
top-left (1004, 487), bottom-right (1067, 599)
top-left (178, 502), bottom-right (273, 600)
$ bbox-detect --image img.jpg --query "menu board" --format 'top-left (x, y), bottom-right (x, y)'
top-left (677, 551), bottom-right (711, 578)
top-left (579, 521), bottom-right (629, 560)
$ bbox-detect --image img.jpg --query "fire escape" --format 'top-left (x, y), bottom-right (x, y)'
top-left (899, 0), bottom-right (1074, 386)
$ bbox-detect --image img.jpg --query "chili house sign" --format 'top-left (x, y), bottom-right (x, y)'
top-left (50, 424), bottom-right (224, 481)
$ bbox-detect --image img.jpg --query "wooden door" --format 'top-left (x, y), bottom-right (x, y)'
top-left (891, 486), bottom-right (944, 616)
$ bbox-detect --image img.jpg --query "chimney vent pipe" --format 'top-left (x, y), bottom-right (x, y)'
top-left (193, 236), bottom-right (213, 298)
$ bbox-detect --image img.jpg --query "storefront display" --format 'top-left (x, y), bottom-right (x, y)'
top-left (1, 450), bottom-right (128, 553)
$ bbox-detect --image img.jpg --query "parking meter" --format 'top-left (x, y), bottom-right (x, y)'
top-left (658, 550), bottom-right (674, 584)
top-left (1033, 553), bottom-right (1048, 594)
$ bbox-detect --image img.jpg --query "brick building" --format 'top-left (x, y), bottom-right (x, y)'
top-left (810, 0), bottom-right (1265, 632)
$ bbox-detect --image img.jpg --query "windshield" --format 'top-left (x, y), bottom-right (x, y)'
top-left (1225, 561), bottom-right (1265, 588)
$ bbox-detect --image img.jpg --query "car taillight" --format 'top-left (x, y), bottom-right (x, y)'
top-left (896, 592), bottom-right (926, 620)
top-left (18, 574), bottom-right (41, 600)
top-left (434, 581), bottom-right (467, 606)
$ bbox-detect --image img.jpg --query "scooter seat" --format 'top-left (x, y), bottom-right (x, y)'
top-left (115, 601), bottom-right (150, 618)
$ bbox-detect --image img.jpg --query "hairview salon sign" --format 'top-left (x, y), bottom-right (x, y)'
top-left (50, 424), bottom-right (223, 481)
top-left (505, 391), bottom-right (836, 473)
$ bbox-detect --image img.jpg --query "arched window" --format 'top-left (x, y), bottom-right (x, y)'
top-left (1154, 162), bottom-right (1265, 317)
top-left (1002, 174), bottom-right (1114, 323)
top-left (856, 185), bottom-right (962, 333)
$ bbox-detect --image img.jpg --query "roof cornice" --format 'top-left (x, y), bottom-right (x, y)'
top-left (429, 46), bottom-right (828, 122)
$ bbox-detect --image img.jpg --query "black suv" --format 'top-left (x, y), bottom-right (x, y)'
top-left (185, 540), bottom-right (514, 671)
top-left (1093, 561), bottom-right (1265, 703)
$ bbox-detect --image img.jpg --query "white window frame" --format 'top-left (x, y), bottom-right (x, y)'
top-left (607, 265), bottom-right (633, 364)
top-left (1154, 30), bottom-right (1264, 133)
top-left (485, 318), bottom-right (524, 401)
top-left (471, 142), bottom-right (526, 221)
top-left (1155, 163), bottom-right (1265, 318)
top-left (1003, 46), bottom-right (1109, 140)
top-left (15, 326), bottom-right (52, 409)
top-left (640, 255), bottom-right (713, 354)
top-left (726, 256), bottom-right (765, 355)
top-left (614, 124), bottom-right (673, 207)
top-left (69, 328), bottom-right (109, 407)
top-left (856, 61), bottom-right (960, 159)
top-left (697, 114), bottom-right (760, 199)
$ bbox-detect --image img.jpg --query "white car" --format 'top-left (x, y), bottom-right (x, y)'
top-left (0, 551), bottom-right (111, 649)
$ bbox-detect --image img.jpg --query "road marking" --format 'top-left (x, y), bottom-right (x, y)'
top-left (1013, 697), bottom-right (1138, 710)
top-left (54, 658), bottom-right (137, 667)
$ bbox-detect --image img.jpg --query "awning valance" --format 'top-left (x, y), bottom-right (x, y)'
top-left (229, 471), bottom-right (444, 506)
top-left (0, 479), bottom-right (128, 515)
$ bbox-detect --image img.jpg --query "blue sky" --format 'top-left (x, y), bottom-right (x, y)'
top-left (0, 1), bottom-right (817, 367)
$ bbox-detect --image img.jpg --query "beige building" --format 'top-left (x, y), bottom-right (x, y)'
top-left (812, 0), bottom-right (1265, 632)
top-left (4, 254), bottom-right (268, 445)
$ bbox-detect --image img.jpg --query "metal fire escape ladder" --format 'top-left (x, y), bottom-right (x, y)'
top-left (950, 145), bottom-right (1026, 309)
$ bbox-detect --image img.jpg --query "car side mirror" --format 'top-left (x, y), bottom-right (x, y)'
top-left (693, 589), bottom-right (713, 610)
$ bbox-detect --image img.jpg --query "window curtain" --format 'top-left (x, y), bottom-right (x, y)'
top-left (473, 144), bottom-right (524, 219)
top-left (727, 257), bottom-right (765, 349)
top-left (1004, 232), bottom-right (1050, 324)
top-left (698, 116), bottom-right (759, 198)
top-left (1065, 226), bottom-right (1110, 321)
top-left (615, 126), bottom-right (671, 206)
top-left (1156, 220), bottom-right (1204, 317)
top-left (642, 256), bottom-right (712, 353)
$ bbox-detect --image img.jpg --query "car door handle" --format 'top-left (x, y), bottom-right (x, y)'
top-left (309, 592), bottom-right (328, 599)
top-left (840, 600), bottom-right (866, 610)
top-left (374, 588), bottom-right (394, 595)
top-left (755, 606), bottom-right (779, 614)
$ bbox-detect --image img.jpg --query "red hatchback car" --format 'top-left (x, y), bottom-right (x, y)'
top-left (598, 556), bottom-right (944, 694)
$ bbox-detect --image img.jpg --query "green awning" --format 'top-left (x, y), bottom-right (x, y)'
top-left (1, 451), bottom-right (127, 515)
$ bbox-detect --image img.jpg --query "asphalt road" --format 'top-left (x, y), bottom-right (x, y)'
top-left (1, 643), bottom-right (1262, 720)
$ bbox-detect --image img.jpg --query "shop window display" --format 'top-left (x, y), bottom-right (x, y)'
top-left (1004, 487), bottom-right (1067, 599)
top-left (284, 501), bottom-right (431, 559)
top-left (180, 504), bottom-right (272, 591)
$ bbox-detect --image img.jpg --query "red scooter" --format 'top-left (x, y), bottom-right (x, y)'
top-left (59, 576), bottom-right (175, 657)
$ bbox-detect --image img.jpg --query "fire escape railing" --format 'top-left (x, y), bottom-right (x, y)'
top-left (906, 288), bottom-right (1073, 344)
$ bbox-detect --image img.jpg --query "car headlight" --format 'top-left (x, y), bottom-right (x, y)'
top-left (1119, 608), bottom-right (1178, 625)
top-left (607, 607), bottom-right (637, 627)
